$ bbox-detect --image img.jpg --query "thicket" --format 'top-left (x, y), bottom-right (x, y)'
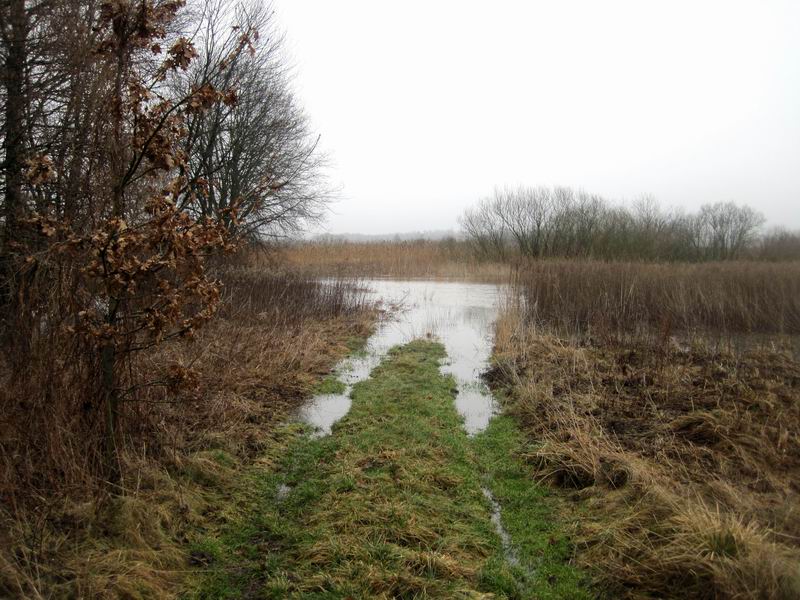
top-left (460, 186), bottom-right (798, 261)
top-left (0, 0), bottom-right (326, 497)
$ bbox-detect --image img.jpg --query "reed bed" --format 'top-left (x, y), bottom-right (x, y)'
top-left (282, 239), bottom-right (511, 281)
top-left (217, 267), bottom-right (372, 323)
top-left (517, 259), bottom-right (800, 341)
top-left (491, 259), bottom-right (800, 598)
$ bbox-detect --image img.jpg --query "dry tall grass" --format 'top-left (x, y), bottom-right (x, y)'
top-left (0, 267), bottom-right (375, 598)
top-left (283, 239), bottom-right (512, 281)
top-left (491, 260), bottom-right (800, 599)
top-left (518, 259), bottom-right (800, 340)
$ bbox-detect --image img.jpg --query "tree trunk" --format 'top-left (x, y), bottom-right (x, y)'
top-left (3, 0), bottom-right (26, 243)
top-left (101, 38), bottom-right (129, 488)
top-left (1, 0), bottom-right (29, 342)
top-left (100, 339), bottom-right (121, 486)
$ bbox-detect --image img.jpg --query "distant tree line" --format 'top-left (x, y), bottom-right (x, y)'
top-left (459, 186), bottom-right (798, 261)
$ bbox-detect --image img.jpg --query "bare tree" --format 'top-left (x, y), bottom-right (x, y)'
top-left (177, 0), bottom-right (327, 241)
top-left (459, 193), bottom-right (508, 259)
top-left (692, 202), bottom-right (765, 260)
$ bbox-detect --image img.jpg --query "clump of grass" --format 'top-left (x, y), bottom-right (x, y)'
top-left (189, 341), bottom-right (590, 598)
top-left (491, 308), bottom-right (800, 599)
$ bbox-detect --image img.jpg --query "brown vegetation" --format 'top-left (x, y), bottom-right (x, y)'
top-left (1, 0), bottom-right (352, 596)
top-left (0, 268), bottom-right (375, 598)
top-left (1, 0), bottom-right (329, 493)
top-left (283, 238), bottom-right (511, 281)
top-left (517, 259), bottom-right (800, 340)
top-left (490, 260), bottom-right (800, 599)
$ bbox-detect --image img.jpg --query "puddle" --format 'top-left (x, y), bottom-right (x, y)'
top-left (296, 279), bottom-right (504, 436)
top-left (276, 484), bottom-right (292, 502)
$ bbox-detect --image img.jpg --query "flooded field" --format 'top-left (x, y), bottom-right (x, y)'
top-left (297, 279), bottom-right (504, 436)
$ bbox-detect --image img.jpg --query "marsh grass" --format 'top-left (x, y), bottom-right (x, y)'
top-left (488, 259), bottom-right (800, 597)
top-left (491, 306), bottom-right (800, 599)
top-left (282, 239), bottom-right (512, 281)
top-left (516, 259), bottom-right (800, 341)
top-left (189, 340), bottom-right (590, 599)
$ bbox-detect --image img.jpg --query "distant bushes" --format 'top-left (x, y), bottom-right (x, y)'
top-left (460, 186), bottom-right (796, 261)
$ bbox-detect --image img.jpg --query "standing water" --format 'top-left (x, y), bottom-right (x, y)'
top-left (294, 278), bottom-right (525, 574)
top-left (296, 279), bottom-right (504, 436)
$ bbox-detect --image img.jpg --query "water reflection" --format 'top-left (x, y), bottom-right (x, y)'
top-left (296, 279), bottom-right (504, 436)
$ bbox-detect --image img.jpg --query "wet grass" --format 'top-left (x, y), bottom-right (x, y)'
top-left (311, 373), bottom-right (347, 395)
top-left (189, 340), bottom-right (588, 599)
top-left (474, 415), bottom-right (591, 598)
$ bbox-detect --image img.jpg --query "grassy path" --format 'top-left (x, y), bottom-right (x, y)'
top-left (189, 341), bottom-right (588, 599)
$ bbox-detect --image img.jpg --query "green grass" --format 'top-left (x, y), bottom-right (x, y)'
top-left (312, 373), bottom-right (347, 395)
top-left (188, 340), bottom-right (588, 599)
top-left (345, 334), bottom-right (370, 355)
top-left (474, 416), bottom-right (592, 598)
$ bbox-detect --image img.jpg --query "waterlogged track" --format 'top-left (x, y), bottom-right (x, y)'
top-left (190, 342), bottom-right (589, 598)
top-left (298, 279), bottom-right (503, 436)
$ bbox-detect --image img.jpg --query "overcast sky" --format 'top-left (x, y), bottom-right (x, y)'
top-left (274, 0), bottom-right (800, 234)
